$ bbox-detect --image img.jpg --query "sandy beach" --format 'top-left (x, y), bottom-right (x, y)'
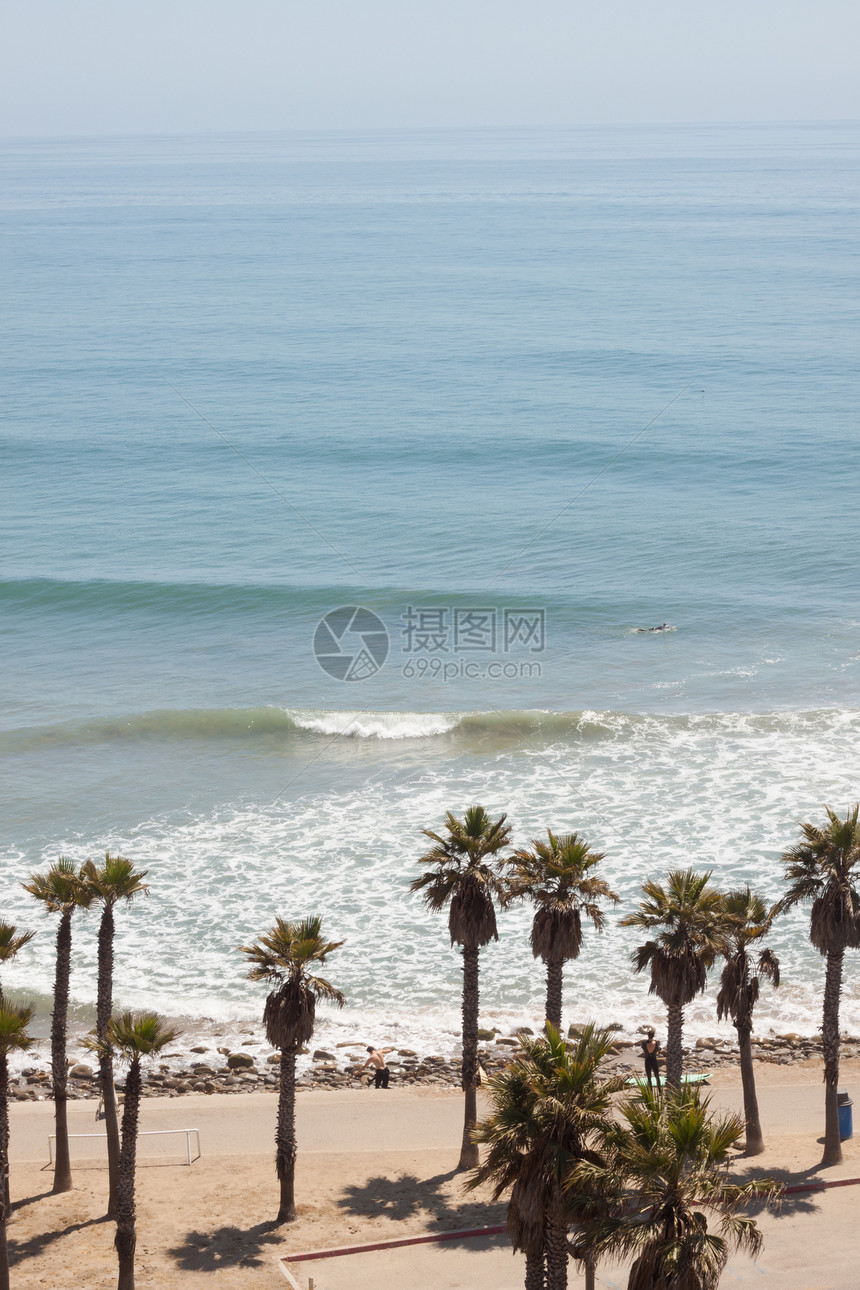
top-left (9, 1057), bottom-right (860, 1289)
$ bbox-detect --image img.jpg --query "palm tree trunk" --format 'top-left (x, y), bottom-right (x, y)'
top-left (737, 1021), bottom-right (764, 1155)
top-left (544, 1196), bottom-right (568, 1290)
top-left (51, 911), bottom-right (73, 1194)
top-left (275, 1046), bottom-right (297, 1222)
top-left (115, 1056), bottom-right (141, 1290)
top-left (525, 1248), bottom-right (545, 1290)
top-left (822, 948), bottom-right (844, 1167)
top-left (545, 956), bottom-right (563, 1034)
top-left (97, 904), bottom-right (121, 1216)
top-left (665, 995), bottom-right (685, 1088)
top-left (665, 1002), bottom-right (683, 1088)
top-left (584, 1259), bottom-right (595, 1290)
top-left (0, 1053), bottom-right (10, 1290)
top-left (459, 944), bottom-right (480, 1170)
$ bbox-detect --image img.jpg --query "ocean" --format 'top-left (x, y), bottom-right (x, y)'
top-left (2, 123), bottom-right (860, 1057)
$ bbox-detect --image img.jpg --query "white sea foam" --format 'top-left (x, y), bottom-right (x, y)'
top-left (286, 709), bottom-right (462, 739)
top-left (5, 708), bottom-right (860, 1052)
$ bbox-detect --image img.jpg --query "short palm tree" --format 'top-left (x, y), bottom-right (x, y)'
top-left (470, 1023), bottom-right (623, 1290)
top-left (508, 831), bottom-right (619, 1032)
top-left (0, 924), bottom-right (35, 1005)
top-left (776, 805), bottom-right (860, 1166)
top-left (621, 870), bottom-right (727, 1087)
top-left (95, 1012), bottom-right (177, 1290)
top-left (0, 1003), bottom-right (35, 1290)
top-left (571, 1085), bottom-right (781, 1290)
top-left (238, 916), bottom-right (345, 1222)
top-left (81, 853), bottom-right (149, 1217)
top-left (22, 857), bottom-right (89, 1193)
top-left (0, 923), bottom-right (34, 1211)
top-left (716, 887), bottom-right (779, 1156)
top-left (412, 805), bottom-right (513, 1169)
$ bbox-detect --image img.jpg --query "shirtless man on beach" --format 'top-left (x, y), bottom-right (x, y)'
top-left (361, 1046), bottom-right (395, 1089)
top-left (640, 1029), bottom-right (662, 1089)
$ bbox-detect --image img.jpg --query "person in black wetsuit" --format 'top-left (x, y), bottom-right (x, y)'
top-left (640, 1029), bottom-right (661, 1089)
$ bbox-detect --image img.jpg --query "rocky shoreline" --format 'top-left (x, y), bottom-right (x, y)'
top-left (11, 1026), bottom-right (858, 1103)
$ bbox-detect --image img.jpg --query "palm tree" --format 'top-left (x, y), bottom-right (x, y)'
top-left (571, 1085), bottom-right (781, 1289)
top-left (469, 1060), bottom-right (550, 1290)
top-left (0, 923), bottom-right (34, 1211)
top-left (776, 805), bottom-right (860, 1166)
top-left (620, 869), bottom-right (726, 1088)
top-left (0, 1003), bottom-right (35, 1290)
top-left (470, 1023), bottom-right (622, 1290)
top-left (508, 831), bottom-right (618, 1032)
top-left (0, 924), bottom-right (35, 1005)
top-left (238, 916), bottom-right (345, 1222)
top-left (81, 853), bottom-right (149, 1217)
top-left (22, 857), bottom-right (89, 1193)
top-left (95, 1012), bottom-right (177, 1290)
top-left (412, 805), bottom-right (512, 1169)
top-left (716, 887), bottom-right (780, 1156)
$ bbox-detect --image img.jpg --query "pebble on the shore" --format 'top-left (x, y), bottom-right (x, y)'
top-left (7, 1030), bottom-right (848, 1101)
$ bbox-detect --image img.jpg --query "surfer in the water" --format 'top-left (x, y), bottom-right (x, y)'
top-left (635, 622), bottom-right (674, 633)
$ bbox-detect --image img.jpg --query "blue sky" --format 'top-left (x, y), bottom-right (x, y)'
top-left (2, 0), bottom-right (858, 136)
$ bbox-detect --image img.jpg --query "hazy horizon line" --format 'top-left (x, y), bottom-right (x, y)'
top-left (2, 117), bottom-right (859, 146)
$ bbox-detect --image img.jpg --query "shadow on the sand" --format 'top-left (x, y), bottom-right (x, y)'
top-left (167, 1220), bottom-right (283, 1271)
top-left (731, 1160), bottom-right (842, 1219)
top-left (9, 1188), bottom-right (54, 1213)
top-left (336, 1170), bottom-right (505, 1242)
top-left (8, 1214), bottom-right (110, 1263)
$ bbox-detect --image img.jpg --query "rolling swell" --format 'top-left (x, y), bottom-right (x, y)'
top-left (2, 704), bottom-right (857, 752)
top-left (0, 576), bottom-right (351, 617)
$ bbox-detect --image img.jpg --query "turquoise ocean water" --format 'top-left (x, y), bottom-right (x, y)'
top-left (2, 124), bottom-right (860, 1049)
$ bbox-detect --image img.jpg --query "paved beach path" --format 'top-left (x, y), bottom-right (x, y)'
top-left (9, 1071), bottom-right (860, 1288)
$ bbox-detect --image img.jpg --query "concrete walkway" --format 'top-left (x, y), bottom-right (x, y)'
top-left (284, 1183), bottom-right (860, 1290)
top-left (9, 1076), bottom-right (851, 1163)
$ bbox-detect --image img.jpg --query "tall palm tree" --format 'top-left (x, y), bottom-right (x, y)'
top-left (470, 1061), bottom-right (550, 1290)
top-left (621, 869), bottom-right (726, 1088)
top-left (0, 923), bottom-right (34, 1211)
top-left (81, 853), bottom-right (149, 1217)
top-left (508, 832), bottom-right (618, 1032)
top-left (0, 924), bottom-right (35, 1004)
top-left (470, 1023), bottom-right (623, 1290)
top-left (776, 805), bottom-right (860, 1166)
top-left (571, 1085), bottom-right (781, 1290)
top-left (93, 1012), bottom-right (177, 1290)
top-left (716, 887), bottom-right (780, 1156)
top-left (238, 916), bottom-right (345, 1222)
top-left (412, 805), bottom-right (512, 1170)
top-left (22, 857), bottom-right (89, 1193)
top-left (0, 1003), bottom-right (35, 1290)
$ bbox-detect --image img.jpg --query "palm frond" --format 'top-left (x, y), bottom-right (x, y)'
top-left (23, 856), bottom-right (90, 914)
top-left (0, 1001), bottom-right (35, 1053)
top-left (412, 806), bottom-right (512, 948)
top-left (239, 914), bottom-right (345, 1051)
top-left (0, 922), bottom-right (35, 964)
top-left (777, 806), bottom-right (860, 954)
top-left (624, 870), bottom-right (728, 1009)
top-left (81, 852), bottom-right (149, 905)
top-left (105, 1010), bottom-right (178, 1061)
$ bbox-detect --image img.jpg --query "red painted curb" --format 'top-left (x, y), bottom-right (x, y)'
top-left (282, 1223), bottom-right (507, 1263)
top-left (280, 1176), bottom-right (860, 1267)
top-left (783, 1173), bottom-right (860, 1195)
